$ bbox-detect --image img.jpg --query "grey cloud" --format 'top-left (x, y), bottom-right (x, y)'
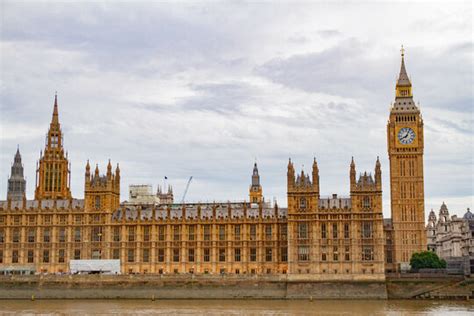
top-left (317, 30), bottom-right (341, 38)
top-left (0, 2), bottom-right (472, 219)
top-left (255, 39), bottom-right (389, 103)
top-left (256, 39), bottom-right (473, 113)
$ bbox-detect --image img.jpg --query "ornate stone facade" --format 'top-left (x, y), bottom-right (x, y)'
top-left (287, 157), bottom-right (385, 280)
top-left (426, 203), bottom-right (474, 261)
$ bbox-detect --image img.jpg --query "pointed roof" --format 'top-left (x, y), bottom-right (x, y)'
top-left (14, 146), bottom-right (21, 162)
top-left (253, 162), bottom-right (259, 175)
top-left (52, 92), bottom-right (59, 125)
top-left (397, 46), bottom-right (411, 87)
top-left (375, 156), bottom-right (381, 169)
top-left (251, 162), bottom-right (260, 187)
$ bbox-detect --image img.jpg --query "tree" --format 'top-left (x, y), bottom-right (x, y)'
top-left (410, 251), bottom-right (447, 271)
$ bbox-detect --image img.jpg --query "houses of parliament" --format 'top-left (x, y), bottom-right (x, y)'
top-left (0, 50), bottom-right (426, 279)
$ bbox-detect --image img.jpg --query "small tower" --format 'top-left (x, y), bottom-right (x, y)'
top-left (249, 162), bottom-right (263, 204)
top-left (84, 161), bottom-right (120, 212)
top-left (7, 147), bottom-right (26, 201)
top-left (287, 159), bottom-right (319, 275)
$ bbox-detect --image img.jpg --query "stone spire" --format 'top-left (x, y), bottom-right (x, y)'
top-left (375, 156), bottom-right (382, 190)
top-left (395, 46), bottom-right (413, 98)
top-left (350, 157), bottom-right (356, 191)
top-left (7, 146), bottom-right (26, 201)
top-left (312, 157), bottom-right (319, 191)
top-left (52, 92), bottom-right (59, 125)
top-left (397, 46), bottom-right (411, 87)
top-left (85, 160), bottom-right (91, 176)
top-left (107, 159), bottom-right (112, 178)
top-left (287, 158), bottom-right (295, 189)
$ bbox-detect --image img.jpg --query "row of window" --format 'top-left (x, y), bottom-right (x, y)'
top-left (297, 222), bottom-right (373, 239)
top-left (0, 245), bottom-right (376, 264)
top-left (120, 224), bottom-right (285, 242)
top-left (0, 224), bottom-right (287, 243)
top-left (298, 197), bottom-right (373, 210)
top-left (297, 245), bottom-right (374, 262)
top-left (0, 247), bottom-right (289, 264)
top-left (0, 222), bottom-right (375, 244)
top-left (0, 215), bottom-right (104, 226)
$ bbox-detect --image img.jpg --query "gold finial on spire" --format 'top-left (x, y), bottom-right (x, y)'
top-left (400, 45), bottom-right (405, 57)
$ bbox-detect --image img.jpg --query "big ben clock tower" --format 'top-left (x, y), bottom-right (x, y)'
top-left (387, 47), bottom-right (427, 270)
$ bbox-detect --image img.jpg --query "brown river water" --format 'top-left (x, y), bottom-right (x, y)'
top-left (0, 299), bottom-right (472, 315)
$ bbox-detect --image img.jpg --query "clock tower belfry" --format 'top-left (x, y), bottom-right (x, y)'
top-left (387, 48), bottom-right (426, 270)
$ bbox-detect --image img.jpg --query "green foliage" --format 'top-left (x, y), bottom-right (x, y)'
top-left (410, 251), bottom-right (447, 271)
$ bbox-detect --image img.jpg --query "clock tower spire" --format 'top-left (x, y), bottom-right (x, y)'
top-left (387, 47), bottom-right (426, 271)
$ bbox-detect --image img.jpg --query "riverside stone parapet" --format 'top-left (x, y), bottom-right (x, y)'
top-left (0, 274), bottom-right (471, 300)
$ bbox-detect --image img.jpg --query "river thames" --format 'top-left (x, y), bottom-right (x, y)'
top-left (0, 300), bottom-right (472, 315)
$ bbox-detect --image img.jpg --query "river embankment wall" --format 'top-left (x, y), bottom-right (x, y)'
top-left (0, 275), bottom-right (471, 300)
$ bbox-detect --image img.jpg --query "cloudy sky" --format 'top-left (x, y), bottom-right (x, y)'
top-left (0, 1), bottom-right (472, 219)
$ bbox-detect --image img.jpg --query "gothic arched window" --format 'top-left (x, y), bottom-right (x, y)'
top-left (362, 196), bottom-right (370, 209)
top-left (300, 198), bottom-right (307, 210)
top-left (95, 196), bottom-right (101, 210)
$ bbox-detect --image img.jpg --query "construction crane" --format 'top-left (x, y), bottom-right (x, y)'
top-left (181, 176), bottom-right (193, 204)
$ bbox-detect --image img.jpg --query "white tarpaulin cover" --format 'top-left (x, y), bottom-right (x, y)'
top-left (69, 260), bottom-right (121, 274)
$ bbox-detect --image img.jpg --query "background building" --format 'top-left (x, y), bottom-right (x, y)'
top-left (126, 185), bottom-right (160, 206)
top-left (426, 203), bottom-right (474, 275)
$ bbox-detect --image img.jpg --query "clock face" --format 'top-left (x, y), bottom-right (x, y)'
top-left (397, 127), bottom-right (415, 145)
